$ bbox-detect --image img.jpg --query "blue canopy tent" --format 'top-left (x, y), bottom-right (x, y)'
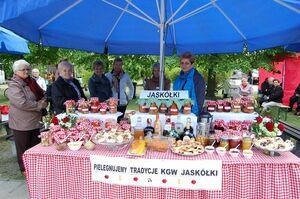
top-left (285, 43), bottom-right (300, 52)
top-left (0, 27), bottom-right (29, 54)
top-left (1, 0), bottom-right (299, 88)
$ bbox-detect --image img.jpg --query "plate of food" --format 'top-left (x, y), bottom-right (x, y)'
top-left (254, 137), bottom-right (294, 152)
top-left (171, 136), bottom-right (204, 156)
top-left (92, 129), bottom-right (132, 150)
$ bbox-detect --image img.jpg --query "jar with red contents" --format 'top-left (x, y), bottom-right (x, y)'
top-left (90, 97), bottom-right (100, 113)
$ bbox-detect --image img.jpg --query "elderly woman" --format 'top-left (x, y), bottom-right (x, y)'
top-left (173, 52), bottom-right (206, 116)
top-left (51, 61), bottom-right (86, 114)
top-left (239, 78), bottom-right (254, 97)
top-left (261, 79), bottom-right (284, 114)
top-left (144, 62), bottom-right (171, 90)
top-left (88, 60), bottom-right (112, 102)
top-left (8, 59), bottom-right (48, 174)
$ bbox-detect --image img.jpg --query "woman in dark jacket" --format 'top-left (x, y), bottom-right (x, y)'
top-left (51, 61), bottom-right (86, 114)
top-left (288, 83), bottom-right (300, 113)
top-left (88, 60), bottom-right (112, 102)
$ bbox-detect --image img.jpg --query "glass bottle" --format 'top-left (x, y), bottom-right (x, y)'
top-left (182, 117), bottom-right (194, 139)
top-left (144, 118), bottom-right (154, 137)
top-left (163, 116), bottom-right (172, 136)
top-left (154, 113), bottom-right (162, 136)
top-left (175, 116), bottom-right (184, 135)
top-left (169, 122), bottom-right (181, 140)
top-left (134, 117), bottom-right (144, 140)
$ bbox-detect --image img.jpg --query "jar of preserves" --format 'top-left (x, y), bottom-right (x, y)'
top-left (229, 136), bottom-right (241, 149)
top-left (219, 136), bottom-right (229, 150)
top-left (242, 137), bottom-right (252, 150)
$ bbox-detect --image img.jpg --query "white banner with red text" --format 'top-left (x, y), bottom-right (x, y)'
top-left (90, 155), bottom-right (222, 190)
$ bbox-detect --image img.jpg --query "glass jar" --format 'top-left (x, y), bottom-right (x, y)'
top-left (219, 136), bottom-right (229, 150)
top-left (229, 136), bottom-right (241, 149)
top-left (242, 137), bottom-right (252, 150)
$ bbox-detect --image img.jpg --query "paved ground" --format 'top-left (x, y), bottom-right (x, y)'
top-left (0, 180), bottom-right (29, 199)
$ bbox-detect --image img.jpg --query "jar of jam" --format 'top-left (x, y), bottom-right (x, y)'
top-left (229, 136), bottom-right (241, 149)
top-left (219, 136), bottom-right (229, 150)
top-left (242, 137), bottom-right (252, 150)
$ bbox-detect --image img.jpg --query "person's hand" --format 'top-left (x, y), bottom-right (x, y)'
top-left (41, 99), bottom-right (48, 109)
top-left (296, 94), bottom-right (299, 97)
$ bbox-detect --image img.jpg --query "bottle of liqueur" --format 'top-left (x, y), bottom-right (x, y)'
top-left (144, 118), bottom-right (154, 137)
top-left (163, 116), bottom-right (172, 136)
top-left (154, 113), bottom-right (162, 136)
top-left (182, 117), bottom-right (195, 139)
top-left (169, 122), bottom-right (181, 140)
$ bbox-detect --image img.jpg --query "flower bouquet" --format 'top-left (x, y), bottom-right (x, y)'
top-left (52, 113), bottom-right (78, 129)
top-left (107, 98), bottom-right (118, 114)
top-left (252, 116), bottom-right (284, 137)
top-left (64, 100), bottom-right (76, 113)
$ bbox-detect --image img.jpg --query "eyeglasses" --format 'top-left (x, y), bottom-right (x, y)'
top-left (180, 61), bottom-right (191, 65)
top-left (19, 68), bottom-right (31, 72)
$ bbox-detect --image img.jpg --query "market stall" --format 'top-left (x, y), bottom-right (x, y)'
top-left (23, 144), bottom-right (300, 199)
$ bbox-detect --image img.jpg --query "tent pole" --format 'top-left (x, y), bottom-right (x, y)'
top-left (159, 0), bottom-right (166, 90)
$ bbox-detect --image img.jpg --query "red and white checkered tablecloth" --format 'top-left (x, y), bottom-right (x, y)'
top-left (23, 144), bottom-right (300, 199)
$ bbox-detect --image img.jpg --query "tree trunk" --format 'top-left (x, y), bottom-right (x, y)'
top-left (206, 68), bottom-right (217, 99)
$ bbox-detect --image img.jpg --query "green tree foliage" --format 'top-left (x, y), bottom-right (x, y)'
top-left (0, 42), bottom-right (289, 99)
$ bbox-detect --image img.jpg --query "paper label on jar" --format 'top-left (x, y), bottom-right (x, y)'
top-left (109, 106), bottom-right (116, 109)
top-left (224, 107), bottom-right (231, 110)
top-left (233, 106), bottom-right (241, 109)
top-left (142, 106), bottom-right (149, 109)
top-left (100, 109), bottom-right (106, 112)
top-left (150, 107), bottom-right (157, 110)
top-left (184, 107), bottom-right (191, 111)
top-left (170, 108), bottom-right (178, 112)
top-left (160, 107), bottom-right (167, 111)
top-left (208, 107), bottom-right (215, 111)
top-left (247, 106), bottom-right (254, 110)
top-left (82, 108), bottom-right (89, 112)
top-left (218, 106), bottom-right (223, 109)
top-left (91, 106), bottom-right (98, 109)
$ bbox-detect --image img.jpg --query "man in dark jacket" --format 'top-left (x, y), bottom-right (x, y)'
top-left (88, 60), bottom-right (112, 102)
top-left (51, 61), bottom-right (86, 114)
top-left (144, 62), bottom-right (171, 90)
top-left (288, 83), bottom-right (300, 113)
top-left (261, 79), bottom-right (283, 114)
top-left (259, 77), bottom-right (274, 105)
